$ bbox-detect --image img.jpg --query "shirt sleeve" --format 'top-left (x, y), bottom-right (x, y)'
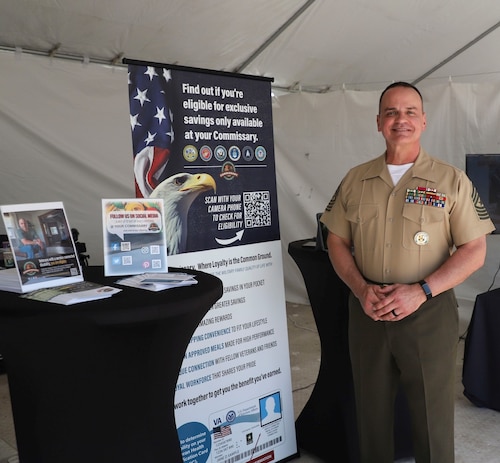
top-left (320, 179), bottom-right (352, 241)
top-left (449, 172), bottom-right (496, 245)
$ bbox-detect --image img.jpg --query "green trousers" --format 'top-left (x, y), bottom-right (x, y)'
top-left (348, 290), bottom-right (458, 463)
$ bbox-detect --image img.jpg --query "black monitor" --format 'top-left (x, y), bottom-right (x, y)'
top-left (466, 154), bottom-right (500, 233)
top-left (315, 212), bottom-right (328, 251)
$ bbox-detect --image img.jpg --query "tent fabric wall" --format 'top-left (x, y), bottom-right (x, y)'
top-left (0, 51), bottom-right (134, 257)
top-left (0, 51), bottom-right (498, 305)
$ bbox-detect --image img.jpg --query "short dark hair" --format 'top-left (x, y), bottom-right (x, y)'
top-left (379, 81), bottom-right (423, 113)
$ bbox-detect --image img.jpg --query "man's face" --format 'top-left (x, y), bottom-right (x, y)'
top-left (19, 219), bottom-right (28, 230)
top-left (376, 86), bottom-right (426, 146)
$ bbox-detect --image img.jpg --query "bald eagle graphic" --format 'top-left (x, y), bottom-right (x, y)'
top-left (150, 172), bottom-right (216, 255)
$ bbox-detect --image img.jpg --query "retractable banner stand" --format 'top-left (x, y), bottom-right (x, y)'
top-left (126, 60), bottom-right (298, 463)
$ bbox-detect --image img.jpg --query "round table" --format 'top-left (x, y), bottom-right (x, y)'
top-left (0, 266), bottom-right (223, 463)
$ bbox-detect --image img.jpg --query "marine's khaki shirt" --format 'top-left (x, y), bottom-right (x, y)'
top-left (321, 149), bottom-right (495, 283)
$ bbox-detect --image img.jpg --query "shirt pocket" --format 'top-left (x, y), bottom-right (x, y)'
top-left (345, 204), bottom-right (379, 237)
top-left (402, 204), bottom-right (446, 250)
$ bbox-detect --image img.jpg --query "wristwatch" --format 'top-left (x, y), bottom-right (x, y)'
top-left (418, 280), bottom-right (432, 300)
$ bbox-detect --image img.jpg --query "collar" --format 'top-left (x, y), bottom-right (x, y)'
top-left (410, 148), bottom-right (438, 183)
top-left (361, 148), bottom-right (438, 184)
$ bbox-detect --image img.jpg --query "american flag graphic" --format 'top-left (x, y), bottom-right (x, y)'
top-left (213, 425), bottom-right (232, 439)
top-left (128, 65), bottom-right (175, 198)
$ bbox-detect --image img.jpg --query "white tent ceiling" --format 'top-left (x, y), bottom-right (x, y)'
top-left (2, 0), bottom-right (500, 93)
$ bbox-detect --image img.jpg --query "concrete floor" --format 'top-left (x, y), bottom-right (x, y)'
top-left (286, 302), bottom-right (324, 463)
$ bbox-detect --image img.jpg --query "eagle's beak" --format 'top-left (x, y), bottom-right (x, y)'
top-left (180, 173), bottom-right (216, 194)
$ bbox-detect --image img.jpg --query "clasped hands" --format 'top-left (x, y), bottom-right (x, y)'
top-left (362, 283), bottom-right (425, 322)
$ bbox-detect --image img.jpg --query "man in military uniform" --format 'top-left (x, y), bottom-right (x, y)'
top-left (321, 82), bottom-right (495, 463)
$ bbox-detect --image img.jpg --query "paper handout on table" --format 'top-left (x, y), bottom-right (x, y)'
top-left (0, 268), bottom-right (26, 293)
top-left (116, 272), bottom-right (198, 291)
top-left (20, 280), bottom-right (122, 305)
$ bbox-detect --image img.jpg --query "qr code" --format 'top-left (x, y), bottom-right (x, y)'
top-left (122, 255), bottom-right (132, 266)
top-left (243, 191), bottom-right (271, 228)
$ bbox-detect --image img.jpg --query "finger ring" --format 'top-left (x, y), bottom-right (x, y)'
top-left (392, 309), bottom-right (397, 317)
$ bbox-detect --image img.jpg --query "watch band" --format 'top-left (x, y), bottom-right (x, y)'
top-left (418, 280), bottom-right (432, 300)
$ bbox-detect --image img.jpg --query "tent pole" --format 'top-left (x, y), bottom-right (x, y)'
top-left (412, 19), bottom-right (500, 85)
top-left (233, 0), bottom-right (317, 74)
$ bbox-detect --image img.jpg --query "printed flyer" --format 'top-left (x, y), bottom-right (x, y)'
top-left (170, 240), bottom-right (293, 463)
top-left (0, 201), bottom-right (83, 293)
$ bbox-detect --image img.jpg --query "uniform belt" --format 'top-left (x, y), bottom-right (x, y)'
top-left (365, 279), bottom-right (394, 286)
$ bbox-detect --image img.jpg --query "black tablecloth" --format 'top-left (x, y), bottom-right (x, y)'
top-left (0, 266), bottom-right (223, 463)
top-left (463, 287), bottom-right (500, 410)
top-left (288, 240), bottom-right (413, 462)
top-left (0, 266), bottom-right (222, 324)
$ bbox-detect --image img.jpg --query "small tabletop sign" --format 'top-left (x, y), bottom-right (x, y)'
top-left (0, 201), bottom-right (84, 293)
top-left (102, 199), bottom-right (168, 276)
